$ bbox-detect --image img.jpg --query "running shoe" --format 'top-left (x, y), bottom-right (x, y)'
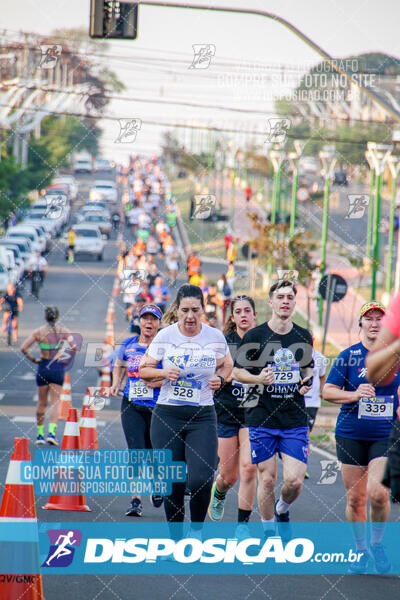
top-left (304, 471), bottom-right (310, 480)
top-left (125, 498), bottom-right (143, 517)
top-left (208, 482), bottom-right (225, 522)
top-left (151, 495), bottom-right (164, 508)
top-left (36, 435), bottom-right (46, 447)
top-left (370, 543), bottom-right (391, 574)
top-left (274, 500), bottom-right (292, 542)
top-left (348, 549), bottom-right (370, 574)
top-left (184, 487), bottom-right (191, 497)
top-left (46, 433), bottom-right (59, 447)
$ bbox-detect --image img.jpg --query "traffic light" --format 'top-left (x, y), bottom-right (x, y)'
top-left (90, 0), bottom-right (138, 39)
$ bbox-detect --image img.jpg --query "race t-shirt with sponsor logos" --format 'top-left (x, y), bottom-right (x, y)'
top-left (326, 342), bottom-right (400, 440)
top-left (234, 322), bottom-right (313, 429)
top-left (146, 322), bottom-right (229, 407)
top-left (118, 335), bottom-right (162, 408)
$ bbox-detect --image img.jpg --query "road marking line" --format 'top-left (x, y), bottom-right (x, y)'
top-left (309, 443), bottom-right (337, 461)
top-left (0, 393), bottom-right (4, 402)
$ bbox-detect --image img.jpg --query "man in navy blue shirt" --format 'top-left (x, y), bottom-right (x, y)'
top-left (323, 301), bottom-right (400, 574)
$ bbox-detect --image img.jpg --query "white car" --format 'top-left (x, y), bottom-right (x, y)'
top-left (6, 226), bottom-right (44, 253)
top-left (69, 225), bottom-right (105, 261)
top-left (0, 247), bottom-right (16, 285)
top-left (94, 158), bottom-right (113, 172)
top-left (0, 263), bottom-right (9, 294)
top-left (21, 221), bottom-right (51, 251)
top-left (77, 206), bottom-right (111, 223)
top-left (74, 158), bottom-right (92, 174)
top-left (0, 243), bottom-right (25, 282)
top-left (0, 239), bottom-right (33, 265)
top-left (24, 214), bottom-right (59, 239)
top-left (89, 180), bottom-right (118, 204)
top-left (53, 175), bottom-right (78, 200)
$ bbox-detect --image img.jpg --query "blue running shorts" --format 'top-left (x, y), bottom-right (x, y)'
top-left (248, 426), bottom-right (309, 464)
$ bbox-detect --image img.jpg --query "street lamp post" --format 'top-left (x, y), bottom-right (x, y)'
top-left (385, 155), bottom-right (400, 296)
top-left (268, 148), bottom-right (286, 277)
top-left (288, 141), bottom-right (305, 270)
top-left (318, 145), bottom-right (337, 326)
top-left (367, 142), bottom-right (392, 300)
top-left (365, 150), bottom-right (375, 264)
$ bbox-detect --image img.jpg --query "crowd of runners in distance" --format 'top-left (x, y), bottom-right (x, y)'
top-left (17, 155), bottom-right (400, 575)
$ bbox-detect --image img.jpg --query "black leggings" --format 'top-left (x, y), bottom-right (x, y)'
top-left (151, 404), bottom-right (218, 524)
top-left (121, 396), bottom-right (152, 449)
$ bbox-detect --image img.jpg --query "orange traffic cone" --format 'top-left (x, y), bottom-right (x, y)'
top-left (80, 386), bottom-right (91, 420)
top-left (0, 438), bottom-right (44, 600)
top-left (113, 277), bottom-right (120, 297)
top-left (106, 299), bottom-right (115, 324)
top-left (99, 363), bottom-right (111, 389)
top-left (58, 372), bottom-right (72, 420)
top-left (80, 406), bottom-right (99, 450)
top-left (104, 322), bottom-right (114, 347)
top-left (43, 409), bottom-right (90, 512)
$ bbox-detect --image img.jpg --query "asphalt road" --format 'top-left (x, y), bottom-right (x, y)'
top-left (0, 172), bottom-right (399, 599)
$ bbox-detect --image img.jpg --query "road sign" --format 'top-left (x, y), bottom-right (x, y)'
top-left (319, 273), bottom-right (347, 302)
top-left (297, 187), bottom-right (309, 202)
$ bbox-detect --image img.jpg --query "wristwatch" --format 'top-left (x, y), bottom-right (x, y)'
top-left (217, 374), bottom-right (225, 386)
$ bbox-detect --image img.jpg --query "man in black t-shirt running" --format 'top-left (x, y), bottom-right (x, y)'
top-left (232, 280), bottom-right (313, 538)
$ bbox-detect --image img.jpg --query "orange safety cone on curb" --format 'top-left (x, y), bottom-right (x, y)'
top-left (58, 372), bottom-right (72, 420)
top-left (104, 322), bottom-right (114, 347)
top-left (43, 408), bottom-right (90, 512)
top-left (0, 438), bottom-right (44, 600)
top-left (106, 299), bottom-right (115, 324)
top-left (80, 406), bottom-right (99, 450)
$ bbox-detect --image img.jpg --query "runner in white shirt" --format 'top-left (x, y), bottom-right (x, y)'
top-left (304, 349), bottom-right (328, 432)
top-left (139, 284), bottom-right (233, 534)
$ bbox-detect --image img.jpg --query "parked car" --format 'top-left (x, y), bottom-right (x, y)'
top-left (89, 180), bottom-right (118, 204)
top-left (0, 263), bottom-right (9, 294)
top-left (53, 175), bottom-right (78, 200)
top-left (73, 158), bottom-right (92, 174)
top-left (66, 224), bottom-right (105, 261)
top-left (94, 158), bottom-right (113, 172)
top-left (5, 225), bottom-right (44, 253)
top-left (21, 222), bottom-right (51, 251)
top-left (0, 239), bottom-right (33, 265)
top-left (80, 213), bottom-right (112, 238)
top-left (0, 243), bottom-right (25, 282)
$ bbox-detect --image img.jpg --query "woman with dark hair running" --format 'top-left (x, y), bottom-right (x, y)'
top-left (139, 284), bottom-right (233, 537)
top-left (20, 306), bottom-right (78, 446)
top-left (209, 296), bottom-right (258, 534)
